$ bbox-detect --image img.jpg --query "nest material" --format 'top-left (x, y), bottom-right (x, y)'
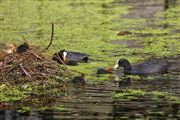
top-left (0, 50), bottom-right (73, 84)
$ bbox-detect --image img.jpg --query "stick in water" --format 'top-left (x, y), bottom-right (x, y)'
top-left (45, 23), bottom-right (54, 50)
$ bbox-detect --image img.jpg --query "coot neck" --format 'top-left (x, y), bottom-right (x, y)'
top-left (122, 62), bottom-right (132, 74)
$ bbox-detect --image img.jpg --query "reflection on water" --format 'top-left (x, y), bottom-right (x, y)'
top-left (0, 75), bottom-right (179, 119)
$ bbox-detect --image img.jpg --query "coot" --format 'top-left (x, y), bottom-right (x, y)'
top-left (114, 58), bottom-right (170, 75)
top-left (52, 49), bottom-right (89, 65)
top-left (52, 50), bottom-right (78, 65)
top-left (59, 49), bottom-right (89, 62)
top-left (16, 41), bottom-right (30, 53)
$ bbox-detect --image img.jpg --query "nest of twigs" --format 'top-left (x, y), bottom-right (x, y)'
top-left (0, 50), bottom-right (74, 84)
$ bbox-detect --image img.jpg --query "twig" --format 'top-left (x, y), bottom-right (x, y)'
top-left (5, 64), bottom-right (19, 76)
top-left (22, 36), bottom-right (27, 41)
top-left (45, 23), bottom-right (54, 50)
top-left (30, 52), bottom-right (43, 60)
top-left (0, 65), bottom-right (13, 70)
top-left (54, 53), bottom-right (67, 68)
top-left (18, 63), bottom-right (31, 78)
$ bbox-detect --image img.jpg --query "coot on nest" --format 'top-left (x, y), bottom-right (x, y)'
top-left (52, 49), bottom-right (89, 65)
top-left (16, 41), bottom-right (30, 53)
top-left (61, 49), bottom-right (89, 62)
top-left (52, 50), bottom-right (78, 65)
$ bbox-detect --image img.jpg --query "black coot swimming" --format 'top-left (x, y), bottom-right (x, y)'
top-left (114, 58), bottom-right (170, 75)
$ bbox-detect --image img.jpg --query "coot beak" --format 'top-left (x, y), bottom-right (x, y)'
top-left (114, 63), bottom-right (119, 70)
top-left (114, 60), bottom-right (120, 70)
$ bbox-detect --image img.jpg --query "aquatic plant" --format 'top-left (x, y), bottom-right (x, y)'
top-left (113, 89), bottom-right (180, 103)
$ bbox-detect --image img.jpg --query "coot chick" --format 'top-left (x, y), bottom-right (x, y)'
top-left (16, 41), bottom-right (30, 53)
top-left (114, 58), bottom-right (170, 75)
top-left (97, 67), bottom-right (113, 74)
top-left (71, 73), bottom-right (85, 86)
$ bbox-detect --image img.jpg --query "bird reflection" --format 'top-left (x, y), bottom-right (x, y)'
top-left (118, 77), bottom-right (131, 88)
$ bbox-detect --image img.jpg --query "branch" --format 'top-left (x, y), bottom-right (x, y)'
top-left (54, 53), bottom-right (67, 68)
top-left (45, 23), bottom-right (54, 50)
top-left (18, 63), bottom-right (31, 78)
top-left (30, 52), bottom-right (43, 60)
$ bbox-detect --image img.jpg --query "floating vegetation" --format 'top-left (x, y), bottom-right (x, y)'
top-left (0, 84), bottom-right (28, 102)
top-left (113, 89), bottom-right (180, 103)
top-left (0, 84), bottom-right (66, 113)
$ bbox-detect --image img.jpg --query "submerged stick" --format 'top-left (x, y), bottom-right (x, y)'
top-left (45, 23), bottom-right (54, 50)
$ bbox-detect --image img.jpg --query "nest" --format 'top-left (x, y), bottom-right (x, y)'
top-left (0, 50), bottom-right (74, 84)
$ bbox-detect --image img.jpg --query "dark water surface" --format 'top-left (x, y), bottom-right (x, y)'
top-left (0, 0), bottom-right (180, 120)
top-left (0, 76), bottom-right (179, 119)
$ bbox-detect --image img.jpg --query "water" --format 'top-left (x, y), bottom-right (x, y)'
top-left (1, 76), bottom-right (179, 119)
top-left (0, 0), bottom-right (180, 119)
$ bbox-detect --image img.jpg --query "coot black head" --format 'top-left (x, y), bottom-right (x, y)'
top-left (52, 49), bottom-right (68, 64)
top-left (60, 49), bottom-right (67, 53)
top-left (52, 53), bottom-right (64, 64)
top-left (59, 49), bottom-right (68, 61)
top-left (114, 59), bottom-right (131, 71)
